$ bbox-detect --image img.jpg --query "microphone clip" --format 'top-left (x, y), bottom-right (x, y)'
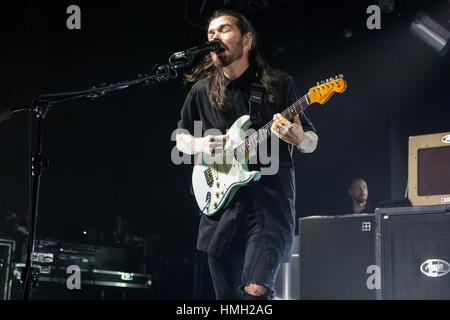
top-left (168, 40), bottom-right (221, 66)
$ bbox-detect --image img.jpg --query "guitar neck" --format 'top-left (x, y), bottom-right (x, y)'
top-left (233, 93), bottom-right (311, 161)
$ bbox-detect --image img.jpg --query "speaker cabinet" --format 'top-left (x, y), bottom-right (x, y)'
top-left (298, 207), bottom-right (450, 299)
top-left (299, 215), bottom-right (378, 300)
top-left (378, 206), bottom-right (450, 299)
top-left (408, 132), bottom-right (450, 206)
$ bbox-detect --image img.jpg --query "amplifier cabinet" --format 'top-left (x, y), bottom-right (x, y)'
top-left (299, 214), bottom-right (378, 300)
top-left (378, 206), bottom-right (450, 299)
top-left (408, 132), bottom-right (450, 206)
top-left (298, 206), bottom-right (450, 300)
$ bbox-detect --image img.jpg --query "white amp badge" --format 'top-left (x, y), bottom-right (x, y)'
top-left (420, 259), bottom-right (450, 278)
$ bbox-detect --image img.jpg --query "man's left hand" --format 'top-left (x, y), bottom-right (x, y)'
top-left (271, 113), bottom-right (305, 147)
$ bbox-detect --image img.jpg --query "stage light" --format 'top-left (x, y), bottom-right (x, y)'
top-left (410, 12), bottom-right (450, 56)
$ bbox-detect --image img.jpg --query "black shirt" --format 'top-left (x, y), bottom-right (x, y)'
top-left (351, 202), bottom-right (375, 214)
top-left (177, 66), bottom-right (316, 263)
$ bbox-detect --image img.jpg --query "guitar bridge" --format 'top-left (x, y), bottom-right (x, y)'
top-left (204, 168), bottom-right (214, 187)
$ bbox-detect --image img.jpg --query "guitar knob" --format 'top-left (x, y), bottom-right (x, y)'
top-left (213, 202), bottom-right (218, 209)
top-left (215, 192), bottom-right (220, 198)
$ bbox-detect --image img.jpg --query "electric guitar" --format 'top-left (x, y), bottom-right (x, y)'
top-left (192, 75), bottom-right (347, 216)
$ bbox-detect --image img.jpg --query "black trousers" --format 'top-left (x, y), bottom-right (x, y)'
top-left (207, 211), bottom-right (280, 300)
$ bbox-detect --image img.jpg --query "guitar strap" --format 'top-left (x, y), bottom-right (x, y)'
top-left (249, 82), bottom-right (265, 128)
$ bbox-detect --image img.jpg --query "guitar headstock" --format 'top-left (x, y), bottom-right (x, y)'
top-left (308, 74), bottom-right (347, 105)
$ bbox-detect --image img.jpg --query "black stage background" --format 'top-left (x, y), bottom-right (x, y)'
top-left (0, 0), bottom-right (449, 288)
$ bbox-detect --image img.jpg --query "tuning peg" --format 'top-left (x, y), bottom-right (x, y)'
top-left (317, 82), bottom-right (320, 86)
top-left (338, 74), bottom-right (344, 79)
top-left (321, 81), bottom-right (325, 84)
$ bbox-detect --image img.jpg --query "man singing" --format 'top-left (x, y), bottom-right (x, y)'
top-left (175, 10), bottom-right (318, 299)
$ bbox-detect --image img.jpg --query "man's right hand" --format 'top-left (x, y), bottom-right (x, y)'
top-left (197, 134), bottom-right (229, 155)
top-left (176, 133), bottom-right (229, 155)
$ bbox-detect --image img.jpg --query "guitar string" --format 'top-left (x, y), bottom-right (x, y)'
top-left (203, 83), bottom-right (343, 211)
top-left (233, 93), bottom-right (310, 160)
top-left (230, 98), bottom-right (306, 161)
top-left (234, 79), bottom-right (345, 160)
top-left (233, 90), bottom-right (319, 161)
top-left (218, 80), bottom-right (344, 162)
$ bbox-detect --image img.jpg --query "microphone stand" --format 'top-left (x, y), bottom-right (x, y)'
top-left (0, 53), bottom-right (195, 300)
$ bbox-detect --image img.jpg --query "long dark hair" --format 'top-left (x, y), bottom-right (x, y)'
top-left (184, 10), bottom-right (281, 111)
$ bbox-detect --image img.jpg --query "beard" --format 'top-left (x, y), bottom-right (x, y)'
top-left (355, 195), bottom-right (368, 204)
top-left (212, 39), bottom-right (244, 67)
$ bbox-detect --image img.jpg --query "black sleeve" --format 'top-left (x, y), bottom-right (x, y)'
top-left (177, 85), bottom-right (200, 136)
top-left (284, 75), bottom-right (317, 134)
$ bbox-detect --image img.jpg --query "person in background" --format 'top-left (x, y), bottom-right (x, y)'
top-left (348, 178), bottom-right (374, 214)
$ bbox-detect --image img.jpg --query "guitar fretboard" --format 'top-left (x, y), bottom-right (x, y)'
top-left (233, 93), bottom-right (311, 161)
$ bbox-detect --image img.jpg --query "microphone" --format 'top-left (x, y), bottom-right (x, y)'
top-left (0, 109), bottom-right (12, 123)
top-left (170, 40), bottom-right (222, 60)
top-left (0, 106), bottom-right (30, 124)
